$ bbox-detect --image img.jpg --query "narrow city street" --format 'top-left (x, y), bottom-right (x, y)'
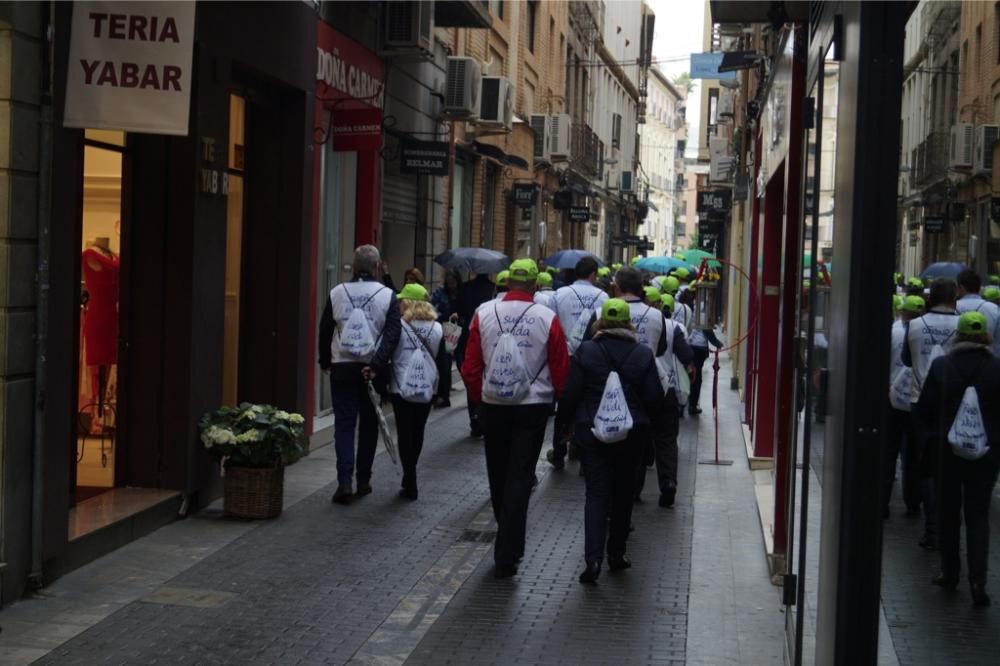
top-left (0, 356), bottom-right (785, 665)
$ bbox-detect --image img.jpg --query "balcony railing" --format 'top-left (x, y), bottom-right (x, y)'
top-left (911, 131), bottom-right (949, 189)
top-left (571, 122), bottom-right (601, 179)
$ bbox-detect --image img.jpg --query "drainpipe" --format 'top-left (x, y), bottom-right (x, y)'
top-left (30, 3), bottom-right (54, 589)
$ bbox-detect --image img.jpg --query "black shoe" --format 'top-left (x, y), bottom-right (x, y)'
top-left (399, 486), bottom-right (418, 500)
top-left (567, 444), bottom-right (579, 461)
top-left (971, 583), bottom-right (991, 607)
top-left (659, 489), bottom-right (676, 508)
top-left (578, 562), bottom-right (601, 584)
top-left (904, 506), bottom-right (922, 518)
top-left (918, 534), bottom-right (939, 551)
top-left (332, 484), bottom-right (353, 504)
top-left (355, 483), bottom-right (373, 497)
top-left (608, 555), bottom-right (632, 572)
top-left (633, 493), bottom-right (643, 504)
top-left (546, 449), bottom-right (565, 470)
top-left (689, 407), bottom-right (703, 416)
top-left (434, 398), bottom-right (451, 409)
top-left (494, 564), bottom-right (517, 579)
top-left (931, 573), bottom-right (959, 590)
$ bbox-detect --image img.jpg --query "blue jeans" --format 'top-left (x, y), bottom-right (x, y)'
top-left (332, 378), bottom-right (379, 485)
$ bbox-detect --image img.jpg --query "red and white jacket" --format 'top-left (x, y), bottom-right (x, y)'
top-left (461, 291), bottom-right (570, 406)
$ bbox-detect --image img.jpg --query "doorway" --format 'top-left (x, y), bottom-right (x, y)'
top-left (74, 129), bottom-right (127, 504)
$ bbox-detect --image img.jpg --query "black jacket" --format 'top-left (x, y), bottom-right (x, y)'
top-left (318, 274), bottom-right (402, 383)
top-left (559, 330), bottom-right (664, 427)
top-left (915, 342), bottom-right (1000, 470)
top-left (582, 299), bottom-right (693, 365)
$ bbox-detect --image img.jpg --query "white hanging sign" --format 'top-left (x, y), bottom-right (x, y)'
top-left (64, 2), bottom-right (196, 136)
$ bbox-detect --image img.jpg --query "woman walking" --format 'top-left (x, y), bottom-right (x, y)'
top-left (917, 311), bottom-right (1000, 607)
top-left (559, 298), bottom-right (663, 584)
top-left (390, 283), bottom-right (446, 500)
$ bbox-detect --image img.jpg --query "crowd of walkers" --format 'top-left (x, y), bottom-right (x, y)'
top-left (318, 245), bottom-right (719, 584)
top-left (889, 268), bottom-right (1000, 608)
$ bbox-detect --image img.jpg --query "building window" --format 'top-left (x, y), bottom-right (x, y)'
top-left (488, 0), bottom-right (503, 20)
top-left (527, 1), bottom-right (538, 54)
top-left (612, 113), bottom-right (622, 148)
top-left (996, 2), bottom-right (1000, 64)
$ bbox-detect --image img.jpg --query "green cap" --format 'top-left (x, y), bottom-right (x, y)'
top-left (601, 298), bottom-right (631, 323)
top-left (398, 283), bottom-right (429, 301)
top-left (907, 277), bottom-right (924, 289)
top-left (893, 272), bottom-right (902, 283)
top-left (990, 274), bottom-right (1000, 285)
top-left (892, 294), bottom-right (903, 312)
top-left (611, 262), bottom-right (623, 271)
top-left (508, 258), bottom-right (539, 282)
top-left (958, 311), bottom-right (989, 335)
top-left (983, 286), bottom-right (1000, 302)
top-left (546, 266), bottom-right (558, 275)
top-left (630, 256), bottom-right (641, 266)
top-left (901, 295), bottom-right (923, 314)
top-left (597, 266), bottom-right (611, 277)
top-left (496, 270), bottom-right (509, 286)
top-left (643, 285), bottom-right (661, 303)
top-left (537, 271), bottom-right (553, 287)
top-left (662, 276), bottom-right (680, 294)
top-left (674, 267), bottom-right (691, 280)
top-left (661, 293), bottom-right (675, 311)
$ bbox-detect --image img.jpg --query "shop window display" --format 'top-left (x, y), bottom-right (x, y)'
top-left (76, 133), bottom-right (125, 501)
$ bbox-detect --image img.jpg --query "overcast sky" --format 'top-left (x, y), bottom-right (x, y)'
top-left (647, 0), bottom-right (707, 157)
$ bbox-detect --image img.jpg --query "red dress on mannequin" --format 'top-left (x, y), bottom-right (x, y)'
top-left (82, 247), bottom-right (120, 366)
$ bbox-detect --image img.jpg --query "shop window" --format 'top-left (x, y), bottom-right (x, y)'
top-left (76, 130), bottom-right (126, 502)
top-left (223, 93), bottom-right (245, 407)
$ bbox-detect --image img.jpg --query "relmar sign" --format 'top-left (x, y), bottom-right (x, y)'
top-left (64, 2), bottom-right (195, 135)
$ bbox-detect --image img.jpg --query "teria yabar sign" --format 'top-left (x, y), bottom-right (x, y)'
top-left (64, 2), bottom-right (195, 135)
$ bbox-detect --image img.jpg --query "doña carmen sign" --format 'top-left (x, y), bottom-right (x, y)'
top-left (64, 2), bottom-right (195, 135)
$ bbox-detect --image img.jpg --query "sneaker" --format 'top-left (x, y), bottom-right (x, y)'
top-left (546, 449), bottom-right (565, 470)
top-left (355, 482), bottom-right (373, 497)
top-left (332, 484), bottom-right (353, 504)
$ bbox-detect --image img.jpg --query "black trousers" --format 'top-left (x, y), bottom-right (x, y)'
top-left (436, 350), bottom-right (453, 400)
top-left (651, 391), bottom-right (680, 492)
top-left (578, 425), bottom-right (643, 565)
top-left (633, 424), bottom-right (656, 498)
top-left (910, 413), bottom-right (939, 538)
top-left (481, 403), bottom-right (550, 568)
top-left (939, 453), bottom-right (1000, 586)
top-left (689, 346), bottom-right (711, 410)
top-left (391, 396), bottom-right (432, 489)
top-left (551, 402), bottom-right (572, 458)
top-left (332, 378), bottom-right (378, 485)
top-left (883, 405), bottom-right (920, 513)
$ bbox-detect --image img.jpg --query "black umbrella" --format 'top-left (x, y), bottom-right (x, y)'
top-left (434, 247), bottom-right (510, 274)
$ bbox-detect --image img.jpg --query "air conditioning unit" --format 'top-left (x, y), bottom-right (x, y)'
top-left (379, 1), bottom-right (434, 56)
top-left (950, 123), bottom-right (974, 168)
top-left (621, 171), bottom-right (634, 192)
top-left (530, 113), bottom-right (550, 160)
top-left (974, 124), bottom-right (1000, 173)
top-left (477, 76), bottom-right (513, 130)
top-left (549, 113), bottom-right (572, 160)
top-left (443, 57), bottom-right (481, 119)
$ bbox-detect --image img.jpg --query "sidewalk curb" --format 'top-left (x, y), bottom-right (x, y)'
top-left (738, 419), bottom-right (784, 585)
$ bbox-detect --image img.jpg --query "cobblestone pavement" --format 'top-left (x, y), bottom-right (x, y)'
top-left (5, 358), bottom-right (788, 665)
top-left (880, 478), bottom-right (1000, 665)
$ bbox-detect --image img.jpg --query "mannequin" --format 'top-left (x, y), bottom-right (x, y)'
top-left (82, 236), bottom-right (119, 410)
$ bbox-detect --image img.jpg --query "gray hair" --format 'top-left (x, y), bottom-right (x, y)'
top-left (354, 244), bottom-right (381, 275)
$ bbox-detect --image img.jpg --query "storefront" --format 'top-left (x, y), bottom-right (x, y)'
top-left (309, 20), bottom-right (385, 432)
top-left (40, 1), bottom-right (316, 580)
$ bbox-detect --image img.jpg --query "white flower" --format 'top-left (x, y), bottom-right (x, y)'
top-left (250, 405), bottom-right (264, 414)
top-left (275, 410), bottom-right (290, 420)
top-left (288, 413), bottom-right (305, 425)
top-left (202, 425), bottom-right (236, 448)
top-left (236, 429), bottom-right (262, 443)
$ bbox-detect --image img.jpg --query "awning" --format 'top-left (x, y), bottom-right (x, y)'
top-left (719, 51), bottom-right (765, 73)
top-left (434, 1), bottom-right (492, 28)
top-left (473, 141), bottom-right (530, 169)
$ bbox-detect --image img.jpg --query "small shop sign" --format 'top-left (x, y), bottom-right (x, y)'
top-left (331, 108), bottom-right (383, 152)
top-left (400, 139), bottom-right (449, 176)
top-left (512, 183), bottom-right (538, 209)
top-left (924, 216), bottom-right (945, 234)
top-left (697, 189), bottom-right (732, 214)
top-left (568, 206), bottom-right (591, 222)
top-left (64, 1), bottom-right (196, 135)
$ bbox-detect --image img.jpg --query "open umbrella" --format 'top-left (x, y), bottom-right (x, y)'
top-left (634, 256), bottom-right (696, 275)
top-left (434, 247), bottom-right (510, 274)
top-left (920, 262), bottom-right (968, 281)
top-left (544, 249), bottom-right (604, 270)
top-left (675, 249), bottom-right (721, 270)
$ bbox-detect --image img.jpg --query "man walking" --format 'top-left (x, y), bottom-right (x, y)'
top-left (955, 268), bottom-right (1000, 356)
top-left (462, 259), bottom-right (569, 578)
top-left (903, 277), bottom-right (960, 548)
top-left (547, 257), bottom-right (608, 468)
top-left (455, 271), bottom-right (497, 436)
top-left (319, 245), bottom-right (401, 504)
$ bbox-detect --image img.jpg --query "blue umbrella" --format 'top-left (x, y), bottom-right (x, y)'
top-left (920, 262), bottom-right (968, 281)
top-left (634, 256), bottom-right (697, 275)
top-left (434, 247), bottom-right (510, 274)
top-left (544, 249), bottom-right (604, 270)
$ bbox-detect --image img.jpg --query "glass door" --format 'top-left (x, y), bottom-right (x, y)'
top-left (786, 49), bottom-right (840, 664)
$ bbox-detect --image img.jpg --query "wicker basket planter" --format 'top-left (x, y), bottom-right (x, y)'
top-left (224, 465), bottom-right (284, 519)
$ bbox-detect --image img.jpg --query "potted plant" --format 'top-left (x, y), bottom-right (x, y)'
top-left (199, 403), bottom-right (305, 519)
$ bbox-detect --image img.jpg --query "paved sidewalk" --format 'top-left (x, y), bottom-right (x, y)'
top-left (1, 355), bottom-right (784, 665)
